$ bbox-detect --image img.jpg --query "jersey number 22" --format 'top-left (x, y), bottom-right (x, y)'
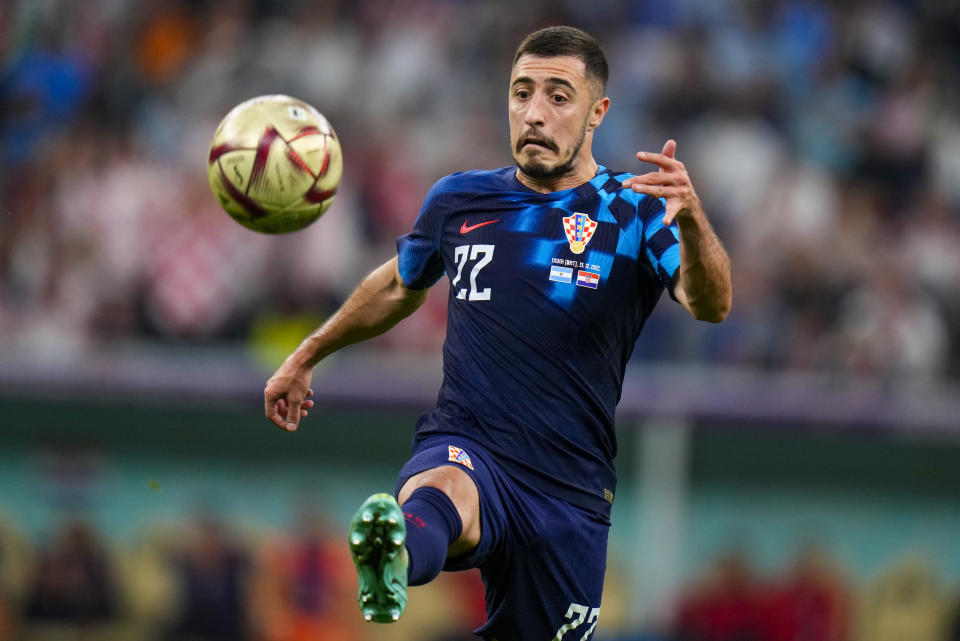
top-left (451, 244), bottom-right (494, 301)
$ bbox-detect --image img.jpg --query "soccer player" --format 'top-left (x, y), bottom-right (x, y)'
top-left (264, 26), bottom-right (731, 641)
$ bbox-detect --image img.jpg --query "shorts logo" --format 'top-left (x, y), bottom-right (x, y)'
top-left (448, 446), bottom-right (474, 470)
top-left (563, 213), bottom-right (598, 254)
top-left (576, 270), bottom-right (600, 289)
top-left (404, 512), bottom-right (426, 528)
top-left (549, 266), bottom-right (573, 283)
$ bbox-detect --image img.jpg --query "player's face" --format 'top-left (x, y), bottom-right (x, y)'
top-left (508, 54), bottom-right (604, 182)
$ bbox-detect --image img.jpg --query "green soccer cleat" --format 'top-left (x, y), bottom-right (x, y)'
top-left (348, 492), bottom-right (408, 623)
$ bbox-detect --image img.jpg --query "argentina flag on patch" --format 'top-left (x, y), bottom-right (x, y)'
top-left (549, 265), bottom-right (573, 283)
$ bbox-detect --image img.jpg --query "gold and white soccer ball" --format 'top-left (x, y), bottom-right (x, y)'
top-left (207, 95), bottom-right (342, 234)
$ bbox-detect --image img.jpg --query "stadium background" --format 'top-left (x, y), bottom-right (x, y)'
top-left (2, 0), bottom-right (960, 640)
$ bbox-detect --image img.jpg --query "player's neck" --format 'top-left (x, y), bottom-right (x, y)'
top-left (515, 156), bottom-right (600, 194)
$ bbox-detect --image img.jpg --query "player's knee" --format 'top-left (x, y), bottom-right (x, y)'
top-left (402, 467), bottom-right (473, 508)
top-left (400, 467), bottom-right (480, 542)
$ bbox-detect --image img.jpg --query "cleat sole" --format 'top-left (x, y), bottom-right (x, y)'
top-left (349, 493), bottom-right (408, 624)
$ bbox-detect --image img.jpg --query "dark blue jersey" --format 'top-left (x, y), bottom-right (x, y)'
top-left (396, 165), bottom-right (680, 517)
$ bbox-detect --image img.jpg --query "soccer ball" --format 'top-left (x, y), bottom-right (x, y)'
top-left (207, 95), bottom-right (342, 234)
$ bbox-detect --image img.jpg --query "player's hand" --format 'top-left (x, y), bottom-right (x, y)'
top-left (264, 362), bottom-right (315, 432)
top-left (620, 139), bottom-right (703, 226)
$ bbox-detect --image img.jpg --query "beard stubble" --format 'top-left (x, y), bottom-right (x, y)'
top-left (513, 118), bottom-right (589, 182)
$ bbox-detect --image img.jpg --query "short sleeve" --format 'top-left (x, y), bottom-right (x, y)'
top-left (395, 177), bottom-right (455, 289)
top-left (639, 195), bottom-right (681, 289)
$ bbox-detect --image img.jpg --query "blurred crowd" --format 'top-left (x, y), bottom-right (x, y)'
top-left (0, 511), bottom-right (486, 641)
top-left (660, 546), bottom-right (960, 641)
top-left (2, 513), bottom-right (960, 641)
top-left (3, 0), bottom-right (960, 382)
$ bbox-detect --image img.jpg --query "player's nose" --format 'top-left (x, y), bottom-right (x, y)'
top-left (523, 92), bottom-right (548, 127)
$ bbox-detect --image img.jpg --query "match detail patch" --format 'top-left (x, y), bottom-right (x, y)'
top-left (549, 266), bottom-right (573, 283)
top-left (448, 446), bottom-right (474, 470)
top-left (576, 270), bottom-right (600, 289)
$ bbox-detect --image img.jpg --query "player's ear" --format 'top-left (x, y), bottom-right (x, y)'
top-left (586, 96), bottom-right (610, 131)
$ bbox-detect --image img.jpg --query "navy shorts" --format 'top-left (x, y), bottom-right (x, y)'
top-left (395, 436), bottom-right (609, 641)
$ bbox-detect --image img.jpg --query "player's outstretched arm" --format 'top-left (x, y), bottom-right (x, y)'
top-left (620, 140), bottom-right (732, 322)
top-left (264, 256), bottom-right (429, 431)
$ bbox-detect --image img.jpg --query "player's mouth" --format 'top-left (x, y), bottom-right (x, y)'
top-left (519, 137), bottom-right (556, 152)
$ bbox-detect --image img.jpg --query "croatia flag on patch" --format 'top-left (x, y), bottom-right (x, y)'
top-left (549, 266), bottom-right (573, 283)
top-left (576, 270), bottom-right (600, 289)
top-left (448, 446), bottom-right (474, 470)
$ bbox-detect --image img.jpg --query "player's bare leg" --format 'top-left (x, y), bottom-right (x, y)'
top-left (398, 465), bottom-right (482, 556)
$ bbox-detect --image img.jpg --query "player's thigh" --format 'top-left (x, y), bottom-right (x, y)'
top-left (398, 464), bottom-right (482, 553)
top-left (479, 495), bottom-right (609, 641)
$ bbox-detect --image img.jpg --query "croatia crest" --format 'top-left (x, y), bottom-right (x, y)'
top-left (562, 213), bottom-right (598, 254)
top-left (448, 446), bottom-right (474, 470)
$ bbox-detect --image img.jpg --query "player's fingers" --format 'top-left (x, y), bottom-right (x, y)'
top-left (636, 150), bottom-right (681, 171)
top-left (279, 396), bottom-right (313, 412)
top-left (621, 172), bottom-right (685, 187)
top-left (306, 388), bottom-right (314, 398)
top-left (267, 404), bottom-right (288, 430)
top-left (629, 184), bottom-right (685, 198)
top-left (264, 388), bottom-right (277, 418)
top-left (662, 202), bottom-right (690, 226)
top-left (266, 410), bottom-right (286, 429)
top-left (661, 139), bottom-right (677, 159)
top-left (275, 398), bottom-right (300, 428)
top-left (265, 389), bottom-right (288, 429)
top-left (285, 396), bottom-right (303, 432)
top-left (663, 203), bottom-right (686, 226)
top-left (267, 398), bottom-right (291, 430)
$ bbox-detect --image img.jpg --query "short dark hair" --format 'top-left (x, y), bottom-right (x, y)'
top-left (512, 26), bottom-right (609, 96)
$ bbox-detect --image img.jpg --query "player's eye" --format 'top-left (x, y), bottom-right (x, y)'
top-left (551, 94), bottom-right (568, 103)
top-left (515, 89), bottom-right (531, 99)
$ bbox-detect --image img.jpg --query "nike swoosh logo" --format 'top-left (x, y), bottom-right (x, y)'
top-left (460, 219), bottom-right (500, 234)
